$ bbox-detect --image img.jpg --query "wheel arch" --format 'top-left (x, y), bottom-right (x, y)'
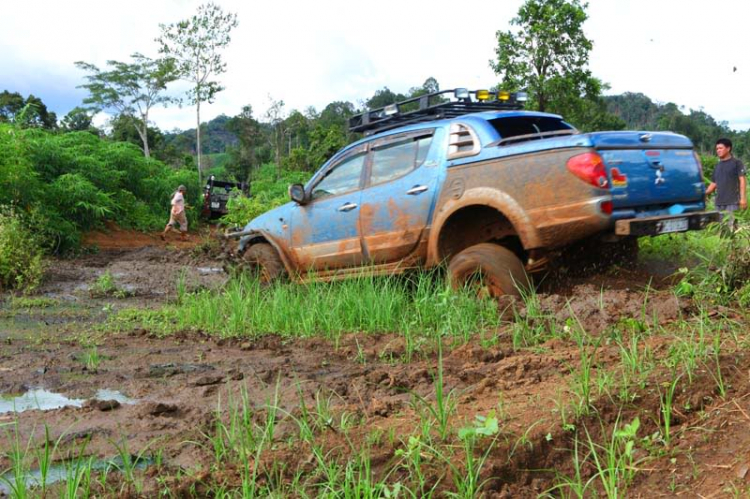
top-left (426, 187), bottom-right (543, 265)
top-left (238, 231), bottom-right (296, 277)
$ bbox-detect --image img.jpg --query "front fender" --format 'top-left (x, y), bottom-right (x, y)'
top-left (238, 230), bottom-right (296, 277)
top-left (426, 187), bottom-right (543, 265)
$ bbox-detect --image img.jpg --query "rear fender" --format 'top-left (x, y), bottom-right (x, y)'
top-left (426, 187), bottom-right (542, 265)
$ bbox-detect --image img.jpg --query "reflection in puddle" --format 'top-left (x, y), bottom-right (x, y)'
top-left (0, 388), bottom-right (137, 414)
top-left (0, 455), bottom-right (153, 495)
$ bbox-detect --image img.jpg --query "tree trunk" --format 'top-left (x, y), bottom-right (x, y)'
top-left (196, 100), bottom-right (202, 187)
top-left (135, 120), bottom-right (150, 158)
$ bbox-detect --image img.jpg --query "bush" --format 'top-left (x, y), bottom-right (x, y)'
top-left (0, 123), bottom-right (200, 254)
top-left (0, 209), bottom-right (45, 292)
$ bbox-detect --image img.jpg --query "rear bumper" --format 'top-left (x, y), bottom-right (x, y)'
top-left (614, 211), bottom-right (721, 236)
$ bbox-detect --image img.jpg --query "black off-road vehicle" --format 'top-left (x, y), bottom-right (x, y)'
top-left (202, 175), bottom-right (248, 219)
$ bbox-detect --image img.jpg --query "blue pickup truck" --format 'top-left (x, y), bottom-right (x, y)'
top-left (230, 89), bottom-right (719, 296)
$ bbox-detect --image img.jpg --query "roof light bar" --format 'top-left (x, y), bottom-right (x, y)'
top-left (348, 87), bottom-right (529, 135)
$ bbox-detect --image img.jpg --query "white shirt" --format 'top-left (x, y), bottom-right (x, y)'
top-left (171, 191), bottom-right (185, 215)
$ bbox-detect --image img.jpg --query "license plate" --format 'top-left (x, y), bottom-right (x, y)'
top-left (211, 202), bottom-right (220, 209)
top-left (657, 218), bottom-right (688, 234)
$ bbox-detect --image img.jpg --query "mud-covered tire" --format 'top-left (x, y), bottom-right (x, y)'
top-left (243, 243), bottom-right (286, 283)
top-left (448, 243), bottom-right (530, 298)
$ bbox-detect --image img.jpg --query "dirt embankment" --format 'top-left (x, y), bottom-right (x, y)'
top-left (1, 228), bottom-right (749, 497)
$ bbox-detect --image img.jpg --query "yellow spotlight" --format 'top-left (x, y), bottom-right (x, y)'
top-left (476, 89), bottom-right (490, 101)
top-left (497, 91), bottom-right (510, 101)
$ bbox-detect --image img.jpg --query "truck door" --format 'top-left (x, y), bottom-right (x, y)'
top-left (289, 147), bottom-right (367, 272)
top-left (360, 131), bottom-right (438, 264)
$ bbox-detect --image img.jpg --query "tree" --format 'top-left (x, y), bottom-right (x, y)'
top-left (491, 0), bottom-right (622, 131)
top-left (61, 106), bottom-right (97, 133)
top-left (491, 0), bottom-right (595, 113)
top-left (263, 97), bottom-right (287, 169)
top-left (109, 114), bottom-right (165, 153)
top-left (0, 91), bottom-right (57, 129)
top-left (225, 105), bottom-right (263, 181)
top-left (75, 54), bottom-right (177, 157)
top-left (158, 2), bottom-right (239, 186)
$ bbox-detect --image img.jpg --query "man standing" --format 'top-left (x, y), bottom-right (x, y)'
top-left (161, 185), bottom-right (189, 241)
top-left (705, 138), bottom-right (746, 226)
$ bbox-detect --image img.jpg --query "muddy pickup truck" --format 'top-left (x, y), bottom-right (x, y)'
top-left (229, 88), bottom-right (719, 296)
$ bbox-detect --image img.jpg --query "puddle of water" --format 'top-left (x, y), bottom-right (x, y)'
top-left (197, 267), bottom-right (223, 275)
top-left (0, 389), bottom-right (137, 414)
top-left (0, 455), bottom-right (153, 495)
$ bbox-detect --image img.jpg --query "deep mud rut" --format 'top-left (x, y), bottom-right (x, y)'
top-left (2, 231), bottom-right (750, 497)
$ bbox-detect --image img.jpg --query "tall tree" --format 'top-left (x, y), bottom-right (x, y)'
top-left (491, 0), bottom-right (594, 113)
top-left (157, 2), bottom-right (239, 186)
top-left (75, 54), bottom-right (177, 157)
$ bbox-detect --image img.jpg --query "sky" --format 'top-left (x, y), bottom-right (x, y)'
top-left (1, 0), bottom-right (748, 132)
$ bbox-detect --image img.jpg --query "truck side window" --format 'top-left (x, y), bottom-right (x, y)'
top-left (490, 116), bottom-right (574, 141)
top-left (370, 135), bottom-right (433, 186)
top-left (312, 153), bottom-right (366, 200)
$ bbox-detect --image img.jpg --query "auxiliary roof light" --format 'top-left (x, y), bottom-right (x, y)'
top-left (454, 88), bottom-right (469, 100)
top-left (515, 91), bottom-right (529, 102)
top-left (497, 91), bottom-right (511, 101)
top-left (476, 89), bottom-right (490, 101)
top-left (384, 104), bottom-right (399, 116)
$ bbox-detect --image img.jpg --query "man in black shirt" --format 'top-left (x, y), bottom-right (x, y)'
top-left (705, 138), bottom-right (746, 226)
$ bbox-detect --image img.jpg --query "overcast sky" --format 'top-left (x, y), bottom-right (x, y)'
top-left (2, 0), bottom-right (748, 131)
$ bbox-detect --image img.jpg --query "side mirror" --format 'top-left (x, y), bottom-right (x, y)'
top-left (289, 184), bottom-right (307, 205)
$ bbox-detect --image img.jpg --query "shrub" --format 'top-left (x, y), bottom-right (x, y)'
top-left (0, 209), bottom-right (45, 292)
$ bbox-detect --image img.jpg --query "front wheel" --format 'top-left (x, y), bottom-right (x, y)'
top-left (242, 243), bottom-right (286, 283)
top-left (448, 243), bottom-right (530, 298)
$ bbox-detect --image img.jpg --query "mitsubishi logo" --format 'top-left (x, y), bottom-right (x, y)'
top-left (655, 169), bottom-right (665, 185)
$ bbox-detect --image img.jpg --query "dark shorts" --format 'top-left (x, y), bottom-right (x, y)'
top-left (716, 204), bottom-right (740, 212)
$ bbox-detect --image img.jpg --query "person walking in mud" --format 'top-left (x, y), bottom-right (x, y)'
top-left (705, 138), bottom-right (746, 229)
top-left (161, 185), bottom-right (189, 242)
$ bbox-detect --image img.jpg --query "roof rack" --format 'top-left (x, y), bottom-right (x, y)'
top-left (348, 88), bottom-right (528, 135)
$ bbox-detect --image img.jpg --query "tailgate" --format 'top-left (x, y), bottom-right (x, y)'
top-left (589, 132), bottom-right (705, 210)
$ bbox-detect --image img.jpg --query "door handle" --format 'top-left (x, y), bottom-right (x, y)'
top-left (406, 185), bottom-right (428, 195)
top-left (338, 202), bottom-right (358, 212)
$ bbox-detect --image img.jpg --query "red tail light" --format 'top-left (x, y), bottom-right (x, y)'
top-left (566, 152), bottom-right (609, 189)
top-left (600, 200), bottom-right (613, 215)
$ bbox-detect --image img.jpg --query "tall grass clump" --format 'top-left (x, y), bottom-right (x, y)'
top-left (0, 209), bottom-right (45, 292)
top-left (167, 270), bottom-right (501, 340)
top-left (668, 221), bottom-right (750, 305)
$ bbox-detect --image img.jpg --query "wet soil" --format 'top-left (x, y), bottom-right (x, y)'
top-left (1, 228), bottom-right (749, 497)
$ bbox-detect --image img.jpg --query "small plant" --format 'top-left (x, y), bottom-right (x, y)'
top-left (658, 372), bottom-right (682, 447)
top-left (410, 343), bottom-right (458, 440)
top-left (79, 346), bottom-right (102, 372)
top-left (89, 270), bottom-right (130, 298)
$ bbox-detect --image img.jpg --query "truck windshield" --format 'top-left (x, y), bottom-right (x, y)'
top-left (489, 116), bottom-right (575, 144)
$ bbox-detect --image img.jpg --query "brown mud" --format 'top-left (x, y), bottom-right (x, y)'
top-left (1, 228), bottom-right (749, 497)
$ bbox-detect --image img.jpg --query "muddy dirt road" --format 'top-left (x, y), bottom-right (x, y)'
top-left (2, 230), bottom-right (749, 497)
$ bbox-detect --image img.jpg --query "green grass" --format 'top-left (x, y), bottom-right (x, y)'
top-left (113, 270), bottom-right (502, 341)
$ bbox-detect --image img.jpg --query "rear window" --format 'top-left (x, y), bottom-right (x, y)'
top-left (489, 116), bottom-right (574, 141)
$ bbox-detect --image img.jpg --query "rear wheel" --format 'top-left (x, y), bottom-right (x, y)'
top-left (243, 243), bottom-right (286, 283)
top-left (448, 243), bottom-right (530, 298)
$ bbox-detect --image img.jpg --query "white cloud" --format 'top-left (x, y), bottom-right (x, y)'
top-left (1, 0), bottom-right (748, 131)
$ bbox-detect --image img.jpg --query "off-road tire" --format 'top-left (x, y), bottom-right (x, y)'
top-left (448, 243), bottom-right (530, 298)
top-left (243, 243), bottom-right (286, 283)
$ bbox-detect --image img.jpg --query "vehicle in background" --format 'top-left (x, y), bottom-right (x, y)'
top-left (202, 175), bottom-right (248, 220)
top-left (228, 88), bottom-right (720, 296)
